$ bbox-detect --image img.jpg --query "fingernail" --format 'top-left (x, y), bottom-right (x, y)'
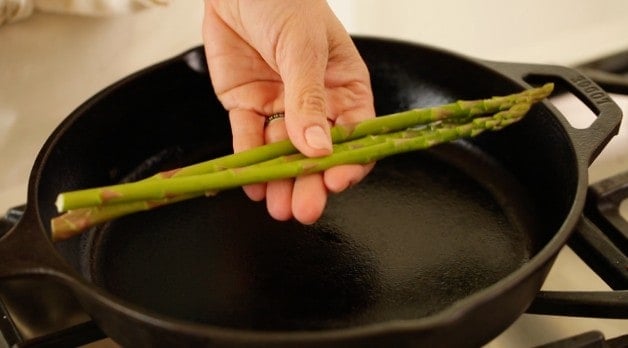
top-left (305, 125), bottom-right (332, 151)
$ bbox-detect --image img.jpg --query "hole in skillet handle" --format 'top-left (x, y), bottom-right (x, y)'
top-left (549, 86), bottom-right (597, 130)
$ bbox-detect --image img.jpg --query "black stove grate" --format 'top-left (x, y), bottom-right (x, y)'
top-left (577, 49), bottom-right (628, 95)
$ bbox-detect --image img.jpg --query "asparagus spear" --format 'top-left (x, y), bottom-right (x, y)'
top-left (51, 84), bottom-right (554, 240)
top-left (55, 103), bottom-right (532, 213)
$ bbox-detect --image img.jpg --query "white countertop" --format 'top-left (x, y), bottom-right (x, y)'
top-left (1, 2), bottom-right (626, 347)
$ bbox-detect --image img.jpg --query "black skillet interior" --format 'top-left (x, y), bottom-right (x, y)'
top-left (44, 38), bottom-right (578, 330)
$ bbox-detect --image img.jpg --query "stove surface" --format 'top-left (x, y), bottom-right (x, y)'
top-left (1, 2), bottom-right (627, 347)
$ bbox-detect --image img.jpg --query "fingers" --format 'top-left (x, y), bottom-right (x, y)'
top-left (265, 117), bottom-right (328, 224)
top-left (324, 163), bottom-right (374, 193)
top-left (292, 173), bottom-right (327, 224)
top-left (324, 99), bottom-right (377, 194)
top-left (264, 118), bottom-right (294, 221)
top-left (229, 109), bottom-right (266, 201)
top-left (231, 107), bottom-right (371, 223)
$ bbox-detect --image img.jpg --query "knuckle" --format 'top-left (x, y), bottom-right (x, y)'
top-left (297, 87), bottom-right (327, 115)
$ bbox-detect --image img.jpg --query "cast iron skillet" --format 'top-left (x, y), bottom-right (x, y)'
top-left (0, 37), bottom-right (622, 347)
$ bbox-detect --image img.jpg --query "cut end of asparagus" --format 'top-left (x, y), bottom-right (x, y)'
top-left (55, 195), bottom-right (65, 213)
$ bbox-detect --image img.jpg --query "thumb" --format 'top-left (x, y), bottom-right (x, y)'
top-left (278, 32), bottom-right (332, 157)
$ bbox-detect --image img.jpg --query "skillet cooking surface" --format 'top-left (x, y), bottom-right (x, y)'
top-left (83, 142), bottom-right (537, 330)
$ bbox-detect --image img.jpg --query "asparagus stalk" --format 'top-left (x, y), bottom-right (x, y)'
top-left (55, 103), bottom-right (531, 213)
top-left (51, 84), bottom-right (553, 240)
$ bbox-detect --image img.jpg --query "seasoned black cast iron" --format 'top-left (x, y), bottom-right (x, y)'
top-left (0, 37), bottom-right (622, 347)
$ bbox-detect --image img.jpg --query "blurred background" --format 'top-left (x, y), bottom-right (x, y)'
top-left (1, 1), bottom-right (627, 347)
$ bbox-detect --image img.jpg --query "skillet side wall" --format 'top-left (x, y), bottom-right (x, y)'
top-left (34, 38), bottom-right (579, 347)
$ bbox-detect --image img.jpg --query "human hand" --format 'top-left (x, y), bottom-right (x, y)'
top-left (202, 0), bottom-right (375, 224)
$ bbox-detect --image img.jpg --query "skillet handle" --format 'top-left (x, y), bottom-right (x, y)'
top-left (0, 205), bottom-right (74, 280)
top-left (484, 61), bottom-right (623, 165)
top-left (527, 171), bottom-right (628, 318)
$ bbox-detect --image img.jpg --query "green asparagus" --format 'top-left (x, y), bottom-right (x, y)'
top-left (55, 103), bottom-right (531, 211)
top-left (51, 83), bottom-right (553, 241)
